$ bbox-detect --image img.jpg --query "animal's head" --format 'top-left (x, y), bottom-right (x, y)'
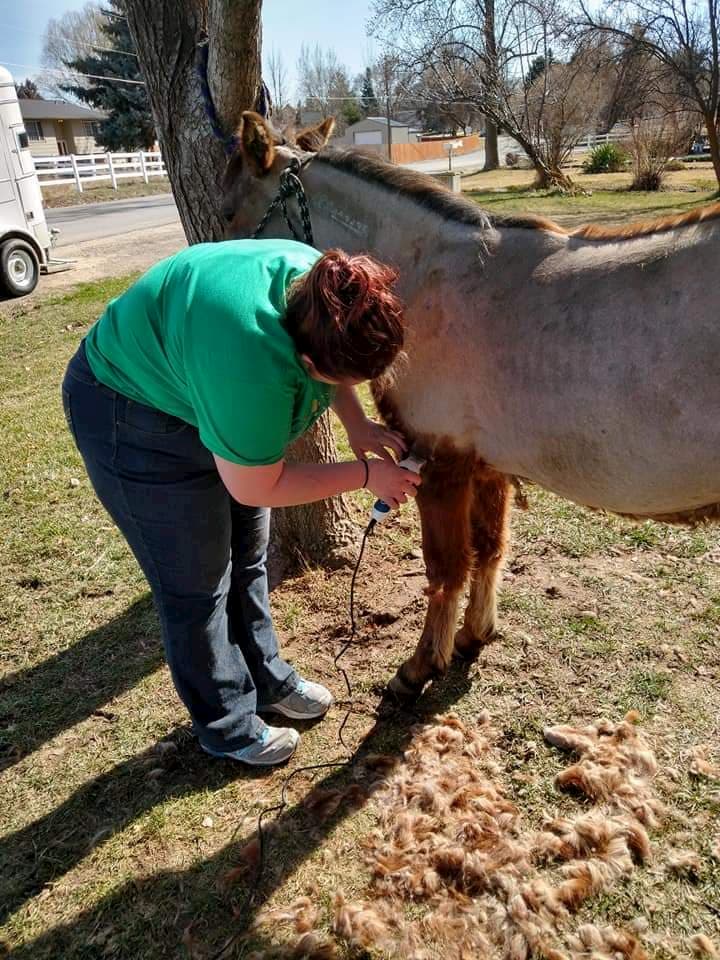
top-left (221, 111), bottom-right (335, 238)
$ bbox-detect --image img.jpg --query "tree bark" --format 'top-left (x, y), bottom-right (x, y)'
top-left (483, 119), bottom-right (499, 170)
top-left (269, 420), bottom-right (359, 584)
top-left (705, 111), bottom-right (720, 188)
top-left (482, 0), bottom-right (500, 171)
top-left (124, 0), bottom-right (357, 572)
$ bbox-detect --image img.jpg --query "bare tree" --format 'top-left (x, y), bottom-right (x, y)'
top-left (123, 0), bottom-right (357, 571)
top-left (371, 0), bottom-right (606, 187)
top-left (521, 47), bottom-right (610, 177)
top-left (40, 2), bottom-right (107, 100)
top-left (575, 0), bottom-right (720, 186)
top-left (266, 46), bottom-right (288, 110)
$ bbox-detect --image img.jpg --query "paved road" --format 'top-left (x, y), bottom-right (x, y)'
top-left (47, 194), bottom-right (180, 248)
top-left (405, 148), bottom-right (487, 173)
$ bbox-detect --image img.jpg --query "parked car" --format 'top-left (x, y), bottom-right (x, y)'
top-left (690, 137), bottom-right (710, 155)
top-left (0, 67), bottom-right (54, 296)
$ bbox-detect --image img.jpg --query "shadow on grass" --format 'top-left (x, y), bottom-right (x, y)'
top-left (0, 595), bottom-right (162, 773)
top-left (5, 662), bottom-right (475, 959)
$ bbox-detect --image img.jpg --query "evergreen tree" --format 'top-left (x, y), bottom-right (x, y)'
top-left (524, 50), bottom-right (555, 89)
top-left (15, 78), bottom-right (43, 99)
top-left (360, 67), bottom-right (379, 115)
top-left (62, 0), bottom-right (155, 150)
top-left (342, 100), bottom-right (363, 126)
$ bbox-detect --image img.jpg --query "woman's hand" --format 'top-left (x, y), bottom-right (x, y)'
top-left (365, 457), bottom-right (421, 509)
top-left (347, 416), bottom-right (407, 463)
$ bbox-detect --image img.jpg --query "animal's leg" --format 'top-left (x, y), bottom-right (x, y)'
top-left (454, 469), bottom-right (511, 660)
top-left (389, 454), bottom-right (475, 699)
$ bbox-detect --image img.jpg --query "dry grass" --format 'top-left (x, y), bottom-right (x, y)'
top-left (1, 260), bottom-right (719, 959)
top-left (41, 177), bottom-right (171, 208)
top-left (462, 159), bottom-right (718, 229)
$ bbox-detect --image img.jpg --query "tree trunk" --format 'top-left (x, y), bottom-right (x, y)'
top-left (533, 164), bottom-right (574, 190)
top-left (482, 0), bottom-right (500, 171)
top-left (125, 0), bottom-right (357, 572)
top-left (706, 112), bottom-right (720, 188)
top-left (269, 420), bottom-right (359, 584)
top-left (483, 119), bottom-right (499, 170)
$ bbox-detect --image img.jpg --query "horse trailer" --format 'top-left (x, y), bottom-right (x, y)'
top-left (0, 66), bottom-right (55, 297)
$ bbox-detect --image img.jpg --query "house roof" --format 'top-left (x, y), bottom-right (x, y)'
top-left (19, 99), bottom-right (106, 121)
top-left (365, 116), bottom-right (409, 128)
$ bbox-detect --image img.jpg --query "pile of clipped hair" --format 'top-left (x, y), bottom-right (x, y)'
top-left (242, 710), bottom-right (714, 960)
top-left (284, 248), bottom-right (405, 382)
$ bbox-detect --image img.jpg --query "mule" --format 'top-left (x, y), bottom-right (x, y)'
top-left (222, 111), bottom-right (720, 698)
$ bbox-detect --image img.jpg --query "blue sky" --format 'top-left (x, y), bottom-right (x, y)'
top-left (0, 0), bottom-right (374, 97)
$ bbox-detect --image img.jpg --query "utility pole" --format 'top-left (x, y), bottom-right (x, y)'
top-left (382, 56), bottom-right (393, 162)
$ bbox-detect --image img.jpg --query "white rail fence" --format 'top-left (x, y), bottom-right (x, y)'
top-left (575, 129), bottom-right (629, 152)
top-left (33, 151), bottom-right (167, 193)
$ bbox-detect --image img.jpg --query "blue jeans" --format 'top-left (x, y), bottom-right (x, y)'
top-left (61, 341), bottom-right (298, 752)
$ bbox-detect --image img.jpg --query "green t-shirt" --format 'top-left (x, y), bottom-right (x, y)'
top-left (84, 238), bottom-right (334, 466)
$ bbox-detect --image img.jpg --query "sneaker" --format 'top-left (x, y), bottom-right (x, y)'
top-left (263, 678), bottom-right (333, 720)
top-left (201, 721), bottom-right (299, 767)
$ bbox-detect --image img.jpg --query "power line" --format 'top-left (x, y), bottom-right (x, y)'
top-left (1, 61), bottom-right (145, 85)
top-left (0, 22), bottom-right (138, 56)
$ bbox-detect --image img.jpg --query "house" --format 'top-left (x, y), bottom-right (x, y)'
top-left (18, 100), bottom-right (106, 157)
top-left (334, 116), bottom-right (420, 150)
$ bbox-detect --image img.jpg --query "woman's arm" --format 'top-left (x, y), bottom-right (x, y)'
top-left (214, 455), bottom-right (420, 509)
top-left (332, 384), bottom-right (407, 462)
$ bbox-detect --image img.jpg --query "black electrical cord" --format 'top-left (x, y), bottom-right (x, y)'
top-left (208, 519), bottom-right (376, 960)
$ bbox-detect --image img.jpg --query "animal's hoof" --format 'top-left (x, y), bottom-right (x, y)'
top-left (453, 627), bottom-right (498, 662)
top-left (387, 669), bottom-right (425, 702)
top-left (453, 645), bottom-right (480, 664)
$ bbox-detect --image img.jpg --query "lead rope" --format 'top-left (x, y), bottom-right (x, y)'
top-left (208, 521), bottom-right (375, 960)
top-left (251, 158), bottom-right (315, 246)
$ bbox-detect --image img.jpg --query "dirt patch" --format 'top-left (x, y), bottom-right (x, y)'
top-left (47, 223), bottom-right (185, 292)
top-left (0, 223), bottom-right (186, 310)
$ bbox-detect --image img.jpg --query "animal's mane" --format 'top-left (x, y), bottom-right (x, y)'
top-left (316, 148), bottom-right (496, 230)
top-left (314, 147), bottom-right (720, 242)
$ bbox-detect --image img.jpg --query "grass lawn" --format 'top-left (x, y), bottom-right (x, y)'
top-left (1, 266), bottom-right (719, 958)
top-left (41, 178), bottom-right (172, 209)
top-left (462, 160), bottom-right (719, 228)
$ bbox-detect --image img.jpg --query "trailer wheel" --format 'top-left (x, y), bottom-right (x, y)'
top-left (0, 239), bottom-right (40, 297)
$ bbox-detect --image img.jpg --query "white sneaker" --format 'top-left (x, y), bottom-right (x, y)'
top-left (263, 678), bottom-right (333, 720)
top-left (201, 721), bottom-right (299, 766)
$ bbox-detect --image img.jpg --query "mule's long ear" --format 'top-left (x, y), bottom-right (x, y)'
top-left (240, 110), bottom-right (275, 175)
top-left (296, 117), bottom-right (335, 152)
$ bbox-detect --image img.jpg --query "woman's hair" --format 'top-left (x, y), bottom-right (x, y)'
top-left (285, 249), bottom-right (405, 381)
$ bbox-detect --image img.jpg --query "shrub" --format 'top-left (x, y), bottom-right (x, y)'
top-left (582, 142), bottom-right (629, 174)
top-left (628, 111), bottom-right (695, 192)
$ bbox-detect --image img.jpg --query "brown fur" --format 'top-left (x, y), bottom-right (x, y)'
top-left (297, 118), bottom-right (336, 152)
top-left (240, 111), bottom-right (276, 174)
top-left (396, 449), bottom-right (477, 690)
top-left (257, 713), bottom-right (662, 958)
top-left (456, 468), bottom-right (512, 658)
top-left (372, 384), bottom-right (511, 693)
top-left (571, 200), bottom-right (720, 241)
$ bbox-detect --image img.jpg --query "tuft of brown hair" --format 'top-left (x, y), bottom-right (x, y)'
top-left (284, 249), bottom-right (405, 381)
